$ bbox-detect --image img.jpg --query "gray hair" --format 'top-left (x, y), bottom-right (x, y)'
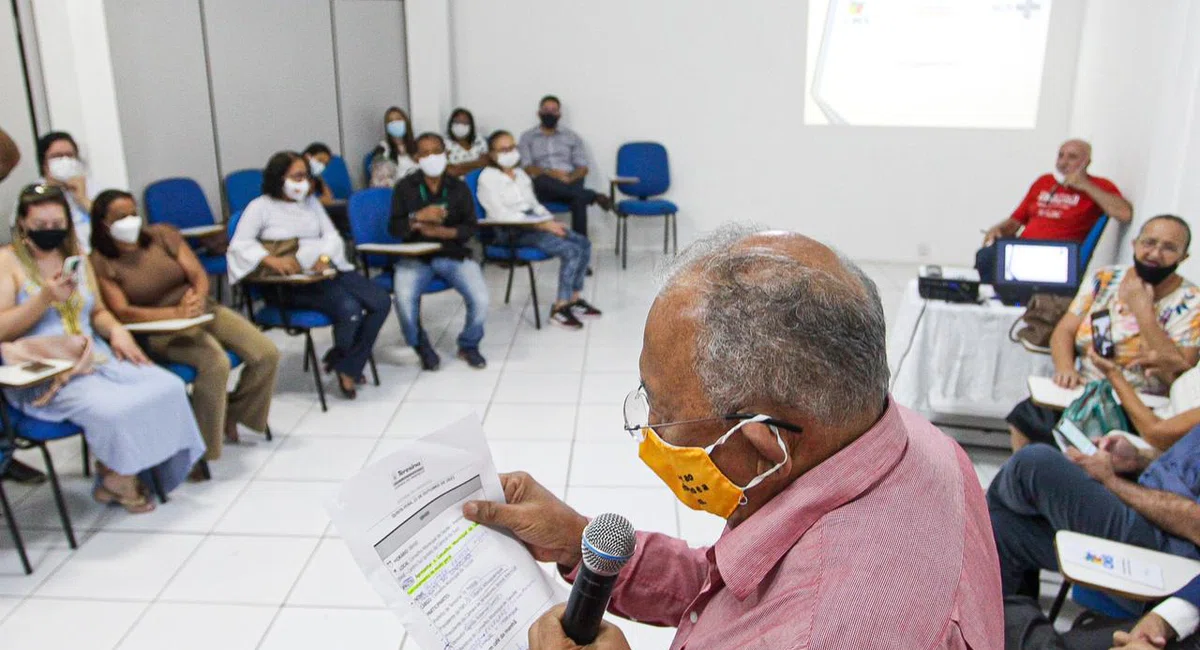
top-left (658, 225), bottom-right (889, 426)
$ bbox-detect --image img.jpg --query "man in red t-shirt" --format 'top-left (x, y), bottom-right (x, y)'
top-left (975, 139), bottom-right (1133, 283)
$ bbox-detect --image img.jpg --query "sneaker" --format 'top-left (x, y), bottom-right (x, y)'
top-left (2, 459), bottom-right (46, 484)
top-left (570, 299), bottom-right (602, 317)
top-left (457, 347), bottom-right (488, 369)
top-left (550, 305), bottom-right (585, 329)
top-left (415, 344), bottom-right (441, 371)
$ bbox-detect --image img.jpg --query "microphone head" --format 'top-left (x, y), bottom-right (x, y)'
top-left (580, 513), bottom-right (637, 577)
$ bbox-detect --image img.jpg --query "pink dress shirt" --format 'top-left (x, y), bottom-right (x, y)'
top-left (591, 401), bottom-right (1002, 649)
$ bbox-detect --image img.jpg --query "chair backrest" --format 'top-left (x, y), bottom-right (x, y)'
top-left (363, 150), bottom-right (377, 182)
top-left (323, 155), bottom-right (353, 200)
top-left (348, 187), bottom-right (397, 269)
top-left (224, 169), bottom-right (264, 215)
top-left (1079, 214), bottom-right (1110, 273)
top-left (463, 169), bottom-right (499, 246)
top-left (616, 142), bottom-right (670, 199)
top-left (144, 178), bottom-right (217, 229)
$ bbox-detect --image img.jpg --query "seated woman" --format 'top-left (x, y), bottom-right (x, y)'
top-left (303, 142), bottom-right (350, 236)
top-left (36, 132), bottom-right (93, 252)
top-left (1088, 347), bottom-right (1200, 452)
top-left (89, 189), bottom-right (280, 467)
top-left (228, 151), bottom-right (390, 399)
top-left (0, 184), bottom-right (205, 512)
top-left (445, 108), bottom-right (488, 177)
top-left (476, 130), bottom-right (601, 329)
top-left (369, 106), bottom-right (418, 188)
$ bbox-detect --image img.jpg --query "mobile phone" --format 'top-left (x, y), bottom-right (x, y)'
top-left (1054, 419), bottom-right (1099, 456)
top-left (62, 256), bottom-right (83, 284)
top-left (1091, 310), bottom-right (1115, 359)
top-left (20, 361), bottom-right (53, 373)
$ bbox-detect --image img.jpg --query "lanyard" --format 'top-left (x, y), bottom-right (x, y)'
top-left (418, 182), bottom-right (448, 206)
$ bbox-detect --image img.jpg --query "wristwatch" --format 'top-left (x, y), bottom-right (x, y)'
top-left (318, 254), bottom-right (332, 266)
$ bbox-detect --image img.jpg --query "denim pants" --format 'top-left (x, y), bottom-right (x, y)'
top-left (497, 229), bottom-right (591, 302)
top-left (392, 256), bottom-right (489, 350)
top-left (532, 176), bottom-right (597, 235)
top-left (280, 271), bottom-right (391, 378)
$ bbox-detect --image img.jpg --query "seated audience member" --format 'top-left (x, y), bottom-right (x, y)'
top-left (989, 426), bottom-right (1200, 602)
top-left (303, 142), bottom-right (350, 236)
top-left (1007, 215), bottom-right (1199, 450)
top-left (389, 133), bottom-right (489, 371)
top-left (445, 108), bottom-right (488, 177)
top-left (0, 184), bottom-right (205, 512)
top-left (977, 139), bottom-right (1133, 283)
top-left (228, 151), bottom-right (390, 400)
top-left (1006, 572), bottom-right (1200, 649)
top-left (369, 106), bottom-right (418, 188)
top-left (518, 95), bottom-right (612, 236)
top-left (36, 131), bottom-right (93, 252)
top-left (477, 130), bottom-right (600, 329)
top-left (467, 227), bottom-right (1002, 649)
top-left (89, 190), bottom-right (280, 468)
top-left (1088, 347), bottom-right (1200, 452)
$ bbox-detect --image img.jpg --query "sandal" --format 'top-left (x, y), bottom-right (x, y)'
top-left (93, 483), bottom-right (155, 514)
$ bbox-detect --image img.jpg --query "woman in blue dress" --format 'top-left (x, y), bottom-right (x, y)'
top-left (0, 184), bottom-right (205, 513)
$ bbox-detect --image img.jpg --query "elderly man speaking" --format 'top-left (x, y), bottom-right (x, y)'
top-left (463, 227), bottom-right (1003, 650)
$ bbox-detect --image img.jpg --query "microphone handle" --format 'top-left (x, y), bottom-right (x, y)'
top-left (561, 568), bottom-right (619, 645)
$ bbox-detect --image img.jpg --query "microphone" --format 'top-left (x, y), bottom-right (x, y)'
top-left (562, 513), bottom-right (637, 645)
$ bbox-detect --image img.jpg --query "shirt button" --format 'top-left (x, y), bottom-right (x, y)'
top-left (689, 611), bottom-right (698, 624)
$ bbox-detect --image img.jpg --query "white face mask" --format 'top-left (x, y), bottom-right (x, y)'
top-left (284, 179), bottom-right (310, 202)
top-left (496, 150), bottom-right (521, 169)
top-left (48, 156), bottom-right (83, 182)
top-left (109, 215), bottom-right (143, 244)
top-left (450, 123), bottom-right (471, 139)
top-left (308, 158), bottom-right (326, 177)
top-left (418, 153), bottom-right (448, 178)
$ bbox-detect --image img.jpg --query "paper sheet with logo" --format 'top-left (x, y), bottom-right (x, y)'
top-left (327, 415), bottom-right (565, 650)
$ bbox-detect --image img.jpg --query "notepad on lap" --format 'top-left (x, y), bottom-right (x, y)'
top-left (1027, 376), bottom-right (1170, 410)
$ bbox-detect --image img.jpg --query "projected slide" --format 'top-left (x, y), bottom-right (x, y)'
top-left (1003, 243), bottom-right (1070, 284)
top-left (804, 0), bottom-right (1052, 128)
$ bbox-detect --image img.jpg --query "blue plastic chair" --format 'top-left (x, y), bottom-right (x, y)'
top-left (465, 170), bottom-right (550, 329)
top-left (143, 178), bottom-right (229, 300)
top-left (1048, 579), bottom-right (1139, 623)
top-left (613, 142), bottom-right (678, 269)
top-left (0, 394), bottom-right (84, 550)
top-left (227, 210), bottom-right (379, 411)
top-left (1078, 214), bottom-right (1110, 275)
top-left (0, 426), bottom-right (31, 573)
top-left (224, 169), bottom-right (263, 215)
top-left (156, 350), bottom-right (271, 442)
top-left (323, 155), bottom-right (353, 200)
top-left (363, 151), bottom-right (377, 184)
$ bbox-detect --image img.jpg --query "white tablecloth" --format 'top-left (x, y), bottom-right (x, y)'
top-left (888, 279), bottom-right (1054, 420)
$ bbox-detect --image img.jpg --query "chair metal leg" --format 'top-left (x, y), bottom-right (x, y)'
top-left (614, 216), bottom-right (621, 257)
top-left (368, 353), bottom-right (380, 386)
top-left (1048, 580), bottom-right (1071, 622)
top-left (306, 332), bottom-right (328, 412)
top-left (0, 480), bottom-right (31, 574)
top-left (40, 444), bottom-right (76, 549)
top-left (622, 216), bottom-right (629, 270)
top-left (264, 425), bottom-right (273, 442)
top-left (504, 264), bottom-right (516, 304)
top-left (81, 437), bottom-right (89, 477)
top-left (672, 212), bottom-right (678, 254)
top-left (215, 275), bottom-right (224, 305)
top-left (528, 264), bottom-right (541, 330)
top-left (663, 215), bottom-right (670, 254)
top-left (148, 466), bottom-right (168, 504)
top-left (198, 459), bottom-right (211, 481)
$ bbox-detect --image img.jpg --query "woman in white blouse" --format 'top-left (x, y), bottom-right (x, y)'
top-left (369, 106), bottom-right (419, 188)
top-left (228, 151), bottom-right (390, 399)
top-left (477, 130), bottom-right (601, 330)
top-left (445, 108), bottom-right (488, 177)
top-left (36, 131), bottom-right (93, 252)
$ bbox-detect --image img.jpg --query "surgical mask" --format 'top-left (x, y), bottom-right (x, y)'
top-left (48, 156), bottom-right (83, 182)
top-left (1134, 259), bottom-right (1178, 286)
top-left (539, 113), bottom-right (560, 129)
top-left (451, 123), bottom-right (471, 139)
top-left (386, 120), bottom-right (408, 139)
top-left (109, 215), bottom-right (142, 244)
top-left (283, 179), bottom-right (310, 202)
top-left (637, 414), bottom-right (788, 518)
top-left (418, 153), bottom-right (448, 178)
top-left (26, 228), bottom-right (69, 252)
top-left (496, 150), bottom-right (521, 169)
top-left (308, 158), bottom-right (326, 177)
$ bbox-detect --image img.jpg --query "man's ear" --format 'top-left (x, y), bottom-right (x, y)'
top-left (741, 421), bottom-right (791, 475)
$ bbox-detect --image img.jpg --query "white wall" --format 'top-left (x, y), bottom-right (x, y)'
top-left (449, 0), bottom-right (1087, 262)
top-left (0, 3), bottom-right (39, 216)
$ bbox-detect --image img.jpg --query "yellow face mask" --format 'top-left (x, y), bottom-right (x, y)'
top-left (637, 414), bottom-right (788, 519)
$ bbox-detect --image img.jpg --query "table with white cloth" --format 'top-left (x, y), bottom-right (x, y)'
top-left (888, 279), bottom-right (1054, 427)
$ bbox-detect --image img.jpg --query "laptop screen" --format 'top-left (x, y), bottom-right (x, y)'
top-left (1002, 242), bottom-right (1072, 284)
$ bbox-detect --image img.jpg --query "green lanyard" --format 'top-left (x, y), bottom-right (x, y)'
top-left (418, 182), bottom-right (448, 206)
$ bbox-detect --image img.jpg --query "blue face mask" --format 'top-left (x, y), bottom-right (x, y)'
top-left (386, 120), bottom-right (407, 139)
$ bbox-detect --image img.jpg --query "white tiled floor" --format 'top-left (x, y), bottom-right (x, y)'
top-left (0, 251), bottom-right (1020, 649)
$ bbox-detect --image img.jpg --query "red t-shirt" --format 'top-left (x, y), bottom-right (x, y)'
top-left (1011, 173), bottom-right (1122, 242)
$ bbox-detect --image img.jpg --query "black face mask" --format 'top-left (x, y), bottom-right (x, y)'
top-left (1134, 259), bottom-right (1179, 285)
top-left (26, 228), bottom-right (69, 252)
top-left (539, 113), bottom-right (560, 129)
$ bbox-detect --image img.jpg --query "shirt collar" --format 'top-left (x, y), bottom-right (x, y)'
top-left (713, 399), bottom-right (908, 600)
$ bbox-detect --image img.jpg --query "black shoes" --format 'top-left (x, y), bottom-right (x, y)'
top-left (3, 459), bottom-right (46, 484)
top-left (570, 299), bottom-right (602, 318)
top-left (457, 348), bottom-right (487, 369)
top-left (415, 344), bottom-right (442, 371)
top-left (550, 305), bottom-right (584, 329)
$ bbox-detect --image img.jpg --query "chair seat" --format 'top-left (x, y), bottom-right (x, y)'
top-left (618, 199), bottom-right (677, 216)
top-left (542, 201), bottom-right (571, 214)
top-left (10, 409), bottom-right (83, 442)
top-left (161, 349), bottom-right (242, 385)
top-left (370, 272), bottom-right (451, 294)
top-left (199, 255), bottom-right (227, 276)
top-left (1072, 585), bottom-right (1138, 619)
top-left (485, 246), bottom-right (552, 262)
top-left (254, 307), bottom-right (333, 329)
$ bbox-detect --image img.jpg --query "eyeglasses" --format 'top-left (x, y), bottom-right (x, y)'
top-left (18, 184), bottom-right (64, 203)
top-left (1135, 237), bottom-right (1185, 257)
top-left (622, 383), bottom-right (803, 436)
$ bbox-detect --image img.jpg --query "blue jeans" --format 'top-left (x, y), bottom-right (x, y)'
top-left (276, 271), bottom-right (391, 378)
top-left (393, 257), bottom-right (489, 350)
top-left (497, 229), bottom-right (591, 302)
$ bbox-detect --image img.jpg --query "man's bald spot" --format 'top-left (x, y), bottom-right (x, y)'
top-left (731, 231), bottom-right (868, 299)
top-left (1063, 138), bottom-right (1092, 158)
